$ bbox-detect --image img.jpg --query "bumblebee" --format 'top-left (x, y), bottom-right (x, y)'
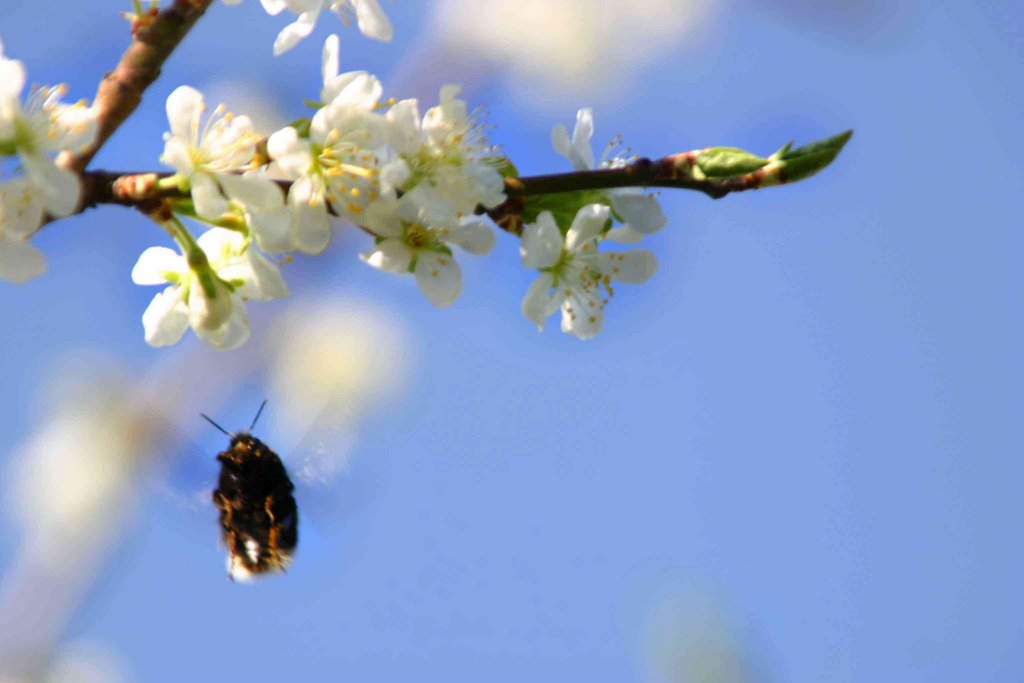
top-left (204, 401), bottom-right (298, 582)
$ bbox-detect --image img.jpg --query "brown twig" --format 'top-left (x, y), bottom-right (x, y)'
top-left (58, 0), bottom-right (216, 176)
top-left (70, 129), bottom-right (853, 236)
top-left (74, 152), bottom-right (782, 234)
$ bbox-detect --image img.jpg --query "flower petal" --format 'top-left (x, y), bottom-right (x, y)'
top-left (322, 34), bottom-right (340, 87)
top-left (273, 8), bottom-right (320, 56)
top-left (604, 225), bottom-right (644, 244)
top-left (21, 153), bottom-right (80, 217)
top-left (0, 55), bottom-right (25, 101)
top-left (188, 276), bottom-right (234, 333)
top-left (195, 296), bottom-right (250, 350)
top-left (249, 206), bottom-right (293, 253)
top-left (0, 178), bottom-right (44, 237)
top-left (386, 99), bottom-right (421, 154)
top-left (166, 86), bottom-right (203, 144)
top-left (592, 249), bottom-right (658, 284)
top-left (362, 196), bottom-right (403, 238)
top-left (379, 157), bottom-right (410, 196)
top-left (447, 215), bottom-right (496, 255)
top-left (230, 249), bottom-right (289, 301)
top-left (561, 293), bottom-right (604, 340)
top-left (267, 126), bottom-right (313, 177)
top-left (289, 177), bottom-right (332, 254)
top-left (191, 172), bottom-right (230, 219)
top-left (520, 273), bottom-right (559, 330)
top-left (131, 246), bottom-right (184, 285)
top-left (351, 0), bottom-right (393, 41)
top-left (520, 211), bottom-right (563, 269)
top-left (551, 123), bottom-right (571, 163)
top-left (0, 235), bottom-right (45, 283)
top-left (141, 285), bottom-right (189, 347)
top-left (196, 226), bottom-right (242, 260)
top-left (570, 108), bottom-right (596, 170)
top-left (260, 0), bottom-right (288, 15)
top-left (565, 203), bottom-right (610, 252)
top-left (50, 104), bottom-right (98, 153)
top-left (414, 251), bottom-right (462, 308)
top-left (360, 238), bottom-right (412, 273)
top-left (323, 71), bottom-right (382, 110)
top-left (219, 173), bottom-right (284, 212)
top-left (611, 189), bottom-right (668, 234)
top-left (161, 136), bottom-right (194, 175)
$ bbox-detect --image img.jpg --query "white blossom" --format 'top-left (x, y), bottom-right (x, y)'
top-left (552, 108), bottom-right (668, 241)
top-left (360, 187), bottom-right (496, 308)
top-left (267, 40), bottom-right (388, 252)
top-left (519, 204), bottom-right (657, 340)
top-left (161, 86), bottom-right (286, 226)
top-left (131, 228), bottom-right (288, 350)
top-left (0, 37), bottom-right (96, 231)
top-left (225, 0), bottom-right (393, 55)
top-left (384, 85), bottom-right (506, 218)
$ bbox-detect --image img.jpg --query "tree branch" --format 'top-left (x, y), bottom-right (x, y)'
top-left (58, 0), bottom-right (216, 176)
top-left (72, 130), bottom-right (853, 236)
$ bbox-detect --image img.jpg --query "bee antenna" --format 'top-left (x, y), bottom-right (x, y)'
top-left (249, 399), bottom-right (268, 432)
top-left (200, 413), bottom-right (233, 437)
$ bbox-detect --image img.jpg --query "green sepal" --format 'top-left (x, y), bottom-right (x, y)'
top-left (168, 197), bottom-right (197, 217)
top-left (771, 141), bottom-right (794, 159)
top-left (184, 249), bottom-right (219, 299)
top-left (303, 99), bottom-right (323, 111)
top-left (288, 117), bottom-right (313, 138)
top-left (493, 156), bottom-right (519, 179)
top-left (696, 147), bottom-right (770, 178)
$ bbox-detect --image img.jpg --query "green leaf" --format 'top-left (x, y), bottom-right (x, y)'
top-left (776, 129), bottom-right (853, 183)
top-left (519, 190), bottom-right (611, 232)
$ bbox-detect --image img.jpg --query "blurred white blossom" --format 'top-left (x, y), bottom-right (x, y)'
top-left (642, 584), bottom-right (749, 683)
top-left (224, 0), bottom-right (393, 55)
top-left (0, 363), bottom-right (163, 681)
top-left (433, 0), bottom-right (712, 108)
top-left (520, 204), bottom-right (657, 339)
top-left (42, 641), bottom-right (129, 683)
top-left (266, 297), bottom-right (412, 478)
top-left (7, 372), bottom-right (164, 566)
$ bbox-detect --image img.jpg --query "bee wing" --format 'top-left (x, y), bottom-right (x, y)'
top-left (280, 396), bottom-right (380, 529)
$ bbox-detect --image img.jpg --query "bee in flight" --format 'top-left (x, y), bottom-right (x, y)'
top-left (201, 401), bottom-right (298, 582)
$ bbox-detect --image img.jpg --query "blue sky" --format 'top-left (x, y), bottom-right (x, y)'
top-left (0, 1), bottom-right (1022, 681)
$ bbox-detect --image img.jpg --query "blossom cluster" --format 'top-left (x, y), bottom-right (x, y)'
top-left (0, 39), bottom-right (96, 283)
top-left (1, 26), bottom-right (668, 348)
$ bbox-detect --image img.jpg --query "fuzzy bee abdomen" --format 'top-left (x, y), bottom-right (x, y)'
top-left (212, 434), bottom-right (298, 581)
